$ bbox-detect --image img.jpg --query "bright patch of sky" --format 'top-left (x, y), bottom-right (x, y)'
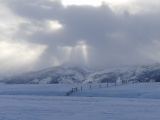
top-left (61, 0), bottom-right (129, 7)
top-left (0, 41), bottom-right (47, 74)
top-left (45, 20), bottom-right (63, 32)
top-left (58, 0), bottom-right (160, 14)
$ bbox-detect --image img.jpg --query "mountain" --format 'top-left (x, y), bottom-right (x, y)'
top-left (85, 64), bottom-right (160, 83)
top-left (2, 65), bottom-right (94, 84)
top-left (1, 63), bottom-right (160, 84)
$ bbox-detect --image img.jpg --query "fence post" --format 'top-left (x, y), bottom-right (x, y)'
top-left (90, 85), bottom-right (92, 90)
top-left (81, 86), bottom-right (82, 90)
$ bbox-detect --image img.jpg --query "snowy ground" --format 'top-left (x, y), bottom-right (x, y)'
top-left (0, 83), bottom-right (160, 120)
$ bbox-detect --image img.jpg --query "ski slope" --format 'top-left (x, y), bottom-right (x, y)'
top-left (0, 83), bottom-right (160, 120)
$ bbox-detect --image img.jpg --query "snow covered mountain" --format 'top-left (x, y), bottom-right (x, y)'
top-left (2, 65), bottom-right (94, 84)
top-left (2, 63), bottom-right (160, 84)
top-left (85, 64), bottom-right (160, 83)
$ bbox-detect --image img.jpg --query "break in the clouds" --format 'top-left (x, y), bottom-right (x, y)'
top-left (0, 0), bottom-right (160, 75)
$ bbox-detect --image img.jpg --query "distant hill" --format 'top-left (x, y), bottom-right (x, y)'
top-left (1, 63), bottom-right (160, 84)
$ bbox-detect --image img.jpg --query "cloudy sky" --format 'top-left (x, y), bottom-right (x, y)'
top-left (0, 0), bottom-right (160, 75)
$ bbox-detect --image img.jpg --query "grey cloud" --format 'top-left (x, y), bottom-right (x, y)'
top-left (6, 0), bottom-right (63, 20)
top-left (2, 0), bottom-right (160, 73)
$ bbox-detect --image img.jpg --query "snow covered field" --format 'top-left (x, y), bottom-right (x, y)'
top-left (0, 83), bottom-right (160, 120)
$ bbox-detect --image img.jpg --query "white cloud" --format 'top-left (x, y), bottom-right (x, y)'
top-left (60, 0), bottom-right (160, 14)
top-left (0, 3), bottom-right (27, 40)
top-left (0, 41), bottom-right (47, 74)
top-left (0, 3), bottom-right (48, 74)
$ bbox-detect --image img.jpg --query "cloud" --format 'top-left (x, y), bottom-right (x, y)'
top-left (1, 0), bottom-right (160, 74)
top-left (0, 41), bottom-right (47, 74)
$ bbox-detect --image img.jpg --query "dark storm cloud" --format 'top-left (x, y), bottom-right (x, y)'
top-left (2, 0), bottom-right (160, 72)
top-left (9, 0), bottom-right (114, 45)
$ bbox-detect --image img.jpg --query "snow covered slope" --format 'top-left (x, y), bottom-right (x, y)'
top-left (0, 83), bottom-right (160, 120)
top-left (2, 63), bottom-right (160, 84)
top-left (71, 82), bottom-right (160, 99)
top-left (3, 66), bottom-right (93, 84)
top-left (0, 82), bottom-right (159, 99)
top-left (85, 64), bottom-right (160, 83)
